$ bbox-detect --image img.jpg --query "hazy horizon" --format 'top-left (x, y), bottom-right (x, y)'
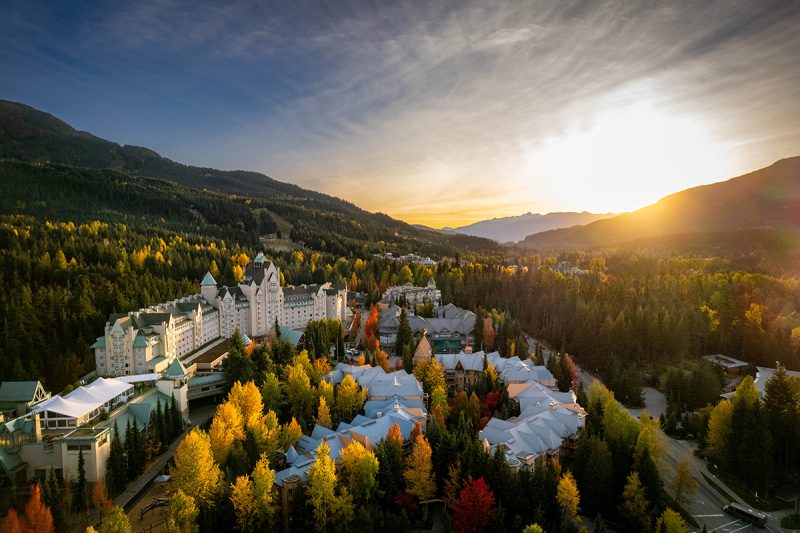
top-left (2, 1), bottom-right (799, 227)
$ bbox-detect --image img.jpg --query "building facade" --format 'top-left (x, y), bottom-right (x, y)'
top-left (94, 253), bottom-right (347, 377)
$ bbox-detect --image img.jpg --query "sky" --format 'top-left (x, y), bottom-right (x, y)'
top-left (1, 1), bottom-right (799, 227)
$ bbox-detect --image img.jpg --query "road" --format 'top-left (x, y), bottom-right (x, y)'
top-left (582, 368), bottom-right (789, 532)
top-left (527, 337), bottom-right (791, 532)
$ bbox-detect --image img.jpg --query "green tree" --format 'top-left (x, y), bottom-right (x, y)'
top-left (98, 506), bottom-right (131, 533)
top-left (165, 489), bottom-right (199, 533)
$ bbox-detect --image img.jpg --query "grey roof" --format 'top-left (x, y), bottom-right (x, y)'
top-left (275, 409), bottom-right (420, 487)
top-left (435, 352), bottom-right (485, 372)
top-left (200, 271), bottom-right (217, 286)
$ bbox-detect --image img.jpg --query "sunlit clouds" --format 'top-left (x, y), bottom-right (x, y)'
top-left (2, 1), bottom-right (798, 226)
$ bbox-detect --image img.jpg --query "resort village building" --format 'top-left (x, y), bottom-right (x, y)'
top-left (381, 278), bottom-right (442, 307)
top-left (94, 253), bottom-right (347, 378)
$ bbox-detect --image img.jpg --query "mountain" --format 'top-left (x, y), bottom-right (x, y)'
top-left (0, 100), bottom-right (498, 257)
top-left (442, 211), bottom-right (615, 242)
top-left (519, 157), bottom-right (800, 251)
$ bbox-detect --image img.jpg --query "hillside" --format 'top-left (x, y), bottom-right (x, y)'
top-left (442, 211), bottom-right (615, 242)
top-left (0, 100), bottom-right (497, 257)
top-left (520, 157), bottom-right (800, 251)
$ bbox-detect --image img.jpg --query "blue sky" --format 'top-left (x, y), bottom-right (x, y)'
top-left (2, 1), bottom-right (799, 226)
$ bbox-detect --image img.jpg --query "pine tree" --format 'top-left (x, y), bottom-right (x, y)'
top-left (74, 447), bottom-right (88, 513)
top-left (156, 398), bottom-right (167, 450)
top-left (170, 393), bottom-right (184, 439)
top-left (108, 421), bottom-right (128, 496)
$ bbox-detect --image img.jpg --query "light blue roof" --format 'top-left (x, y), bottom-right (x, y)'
top-left (279, 326), bottom-right (303, 347)
top-left (91, 336), bottom-right (106, 349)
top-left (200, 271), bottom-right (217, 287)
top-left (285, 445), bottom-right (299, 465)
top-left (241, 332), bottom-right (252, 346)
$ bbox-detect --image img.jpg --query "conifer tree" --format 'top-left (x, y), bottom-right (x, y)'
top-left (74, 447), bottom-right (88, 513)
top-left (108, 421), bottom-right (127, 496)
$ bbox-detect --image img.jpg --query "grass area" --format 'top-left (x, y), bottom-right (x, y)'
top-left (262, 208), bottom-right (294, 234)
top-left (674, 503), bottom-right (699, 528)
top-left (781, 514), bottom-right (800, 529)
top-left (703, 471), bottom-right (792, 512)
top-left (702, 473), bottom-right (736, 503)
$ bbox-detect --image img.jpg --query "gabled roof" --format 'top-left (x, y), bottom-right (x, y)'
top-left (91, 336), bottom-right (106, 349)
top-left (200, 271), bottom-right (217, 286)
top-left (165, 358), bottom-right (188, 379)
top-left (0, 381), bottom-right (44, 403)
top-left (279, 326), bottom-right (304, 347)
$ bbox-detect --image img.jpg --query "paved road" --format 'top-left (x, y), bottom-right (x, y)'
top-left (567, 358), bottom-right (790, 532)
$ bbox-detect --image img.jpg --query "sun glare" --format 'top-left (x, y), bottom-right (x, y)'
top-left (524, 103), bottom-right (734, 213)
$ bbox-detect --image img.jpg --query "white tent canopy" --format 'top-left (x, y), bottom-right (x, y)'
top-left (34, 377), bottom-right (133, 421)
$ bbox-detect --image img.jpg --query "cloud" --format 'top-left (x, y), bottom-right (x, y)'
top-left (2, 0), bottom-right (799, 226)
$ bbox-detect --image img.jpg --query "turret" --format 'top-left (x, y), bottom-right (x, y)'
top-left (200, 271), bottom-right (217, 302)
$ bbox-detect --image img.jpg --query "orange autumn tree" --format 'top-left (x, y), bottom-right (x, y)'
top-left (482, 318), bottom-right (495, 351)
top-left (362, 306), bottom-right (379, 353)
top-left (1, 508), bottom-right (22, 533)
top-left (24, 484), bottom-right (55, 533)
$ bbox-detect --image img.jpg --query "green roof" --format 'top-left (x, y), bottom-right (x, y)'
top-left (133, 335), bottom-right (151, 348)
top-left (150, 355), bottom-right (167, 366)
top-left (91, 336), bottom-right (106, 349)
top-left (201, 271), bottom-right (217, 286)
top-left (165, 358), bottom-right (188, 378)
top-left (188, 373), bottom-right (227, 388)
top-left (0, 381), bottom-right (41, 402)
top-left (0, 449), bottom-right (24, 475)
top-left (432, 339), bottom-right (463, 353)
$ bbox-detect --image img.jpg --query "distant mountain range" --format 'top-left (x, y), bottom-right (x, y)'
top-left (419, 211), bottom-right (616, 243)
top-left (0, 100), bottom-right (498, 257)
top-left (519, 157), bottom-right (800, 251)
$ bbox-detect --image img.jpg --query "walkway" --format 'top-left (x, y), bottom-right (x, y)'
top-left (113, 404), bottom-right (217, 511)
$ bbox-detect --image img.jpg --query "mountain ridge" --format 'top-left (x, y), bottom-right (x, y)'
top-left (519, 157), bottom-right (800, 250)
top-left (0, 99), bottom-right (498, 257)
top-left (439, 211), bottom-right (616, 242)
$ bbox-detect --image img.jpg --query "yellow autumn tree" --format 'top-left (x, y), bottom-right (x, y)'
top-left (655, 508), bottom-right (688, 533)
top-left (279, 417), bottom-right (303, 450)
top-left (316, 396), bottom-right (332, 429)
top-left (556, 471), bottom-right (580, 521)
top-left (248, 410), bottom-right (282, 461)
top-left (306, 441), bottom-right (338, 531)
top-left (172, 429), bottom-right (222, 508)
top-left (404, 434), bottom-right (436, 502)
top-left (230, 476), bottom-right (256, 532)
top-left (338, 440), bottom-right (379, 503)
top-left (164, 489), bottom-right (198, 533)
top-left (252, 454), bottom-right (278, 527)
top-left (228, 381), bottom-right (264, 429)
top-left (209, 402), bottom-right (245, 464)
top-left (336, 375), bottom-right (366, 422)
top-left (706, 399), bottom-right (733, 466)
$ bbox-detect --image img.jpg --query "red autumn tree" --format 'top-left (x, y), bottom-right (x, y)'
top-left (24, 484), bottom-right (54, 533)
top-left (563, 354), bottom-right (579, 391)
top-left (453, 476), bottom-right (496, 533)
